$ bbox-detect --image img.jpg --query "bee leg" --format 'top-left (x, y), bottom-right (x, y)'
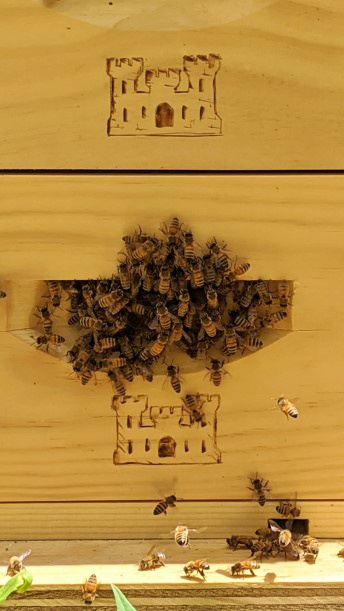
top-left (249, 569), bottom-right (256, 575)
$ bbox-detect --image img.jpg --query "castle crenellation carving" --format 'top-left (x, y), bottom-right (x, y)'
top-left (107, 54), bottom-right (222, 136)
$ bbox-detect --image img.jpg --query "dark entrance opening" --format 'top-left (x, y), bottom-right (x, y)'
top-left (155, 103), bottom-right (174, 128)
top-left (158, 435), bottom-right (176, 457)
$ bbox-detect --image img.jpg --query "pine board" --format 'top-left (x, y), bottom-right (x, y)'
top-left (1, 1), bottom-right (344, 169)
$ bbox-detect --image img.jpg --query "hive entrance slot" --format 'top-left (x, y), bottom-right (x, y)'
top-left (269, 518), bottom-right (309, 536)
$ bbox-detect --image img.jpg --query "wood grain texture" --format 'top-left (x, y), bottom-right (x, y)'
top-left (1, 1), bottom-right (344, 168)
top-left (0, 174), bottom-right (344, 539)
top-left (1, 538), bottom-right (344, 585)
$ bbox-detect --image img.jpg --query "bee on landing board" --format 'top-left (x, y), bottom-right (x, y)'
top-left (6, 549), bottom-right (32, 576)
top-left (34, 334), bottom-right (65, 352)
top-left (139, 546), bottom-right (166, 570)
top-left (230, 560), bottom-right (260, 577)
top-left (153, 495), bottom-right (177, 516)
top-left (268, 519), bottom-right (300, 561)
top-left (275, 395), bottom-right (298, 420)
top-left (248, 474), bottom-right (270, 506)
top-left (81, 574), bottom-right (98, 605)
top-left (183, 559), bottom-right (210, 580)
top-left (226, 536), bottom-right (254, 551)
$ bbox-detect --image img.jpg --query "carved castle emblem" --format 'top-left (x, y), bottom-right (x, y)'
top-left (106, 54), bottom-right (222, 136)
top-left (113, 394), bottom-right (221, 465)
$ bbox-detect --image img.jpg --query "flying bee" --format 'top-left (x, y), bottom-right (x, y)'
top-left (198, 312), bottom-right (217, 339)
top-left (230, 560), bottom-right (260, 577)
top-left (178, 289), bottom-right (190, 318)
top-left (158, 265), bottom-right (171, 295)
top-left (35, 334), bottom-right (65, 351)
top-left (82, 574), bottom-right (98, 605)
top-left (190, 258), bottom-right (204, 288)
top-left (206, 359), bottom-right (228, 386)
top-left (153, 494), bottom-right (177, 515)
top-left (6, 549), bottom-right (32, 576)
top-left (46, 280), bottom-right (61, 308)
top-left (248, 474), bottom-right (270, 506)
top-left (222, 327), bottom-right (238, 357)
top-left (183, 560), bottom-right (210, 580)
top-left (206, 286), bottom-right (219, 310)
top-left (149, 332), bottom-right (169, 357)
top-left (276, 500), bottom-right (301, 519)
top-left (139, 546), bottom-right (166, 570)
top-left (160, 216), bottom-right (182, 237)
top-left (255, 279), bottom-right (272, 305)
top-left (165, 364), bottom-right (182, 393)
top-left (276, 395), bottom-right (298, 420)
top-left (0, 290), bottom-right (6, 298)
top-left (173, 524), bottom-right (190, 547)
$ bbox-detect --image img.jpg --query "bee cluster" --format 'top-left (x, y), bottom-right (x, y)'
top-left (36, 217), bottom-right (289, 393)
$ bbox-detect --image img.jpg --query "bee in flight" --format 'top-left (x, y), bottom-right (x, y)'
top-left (6, 549), bottom-right (32, 576)
top-left (153, 494), bottom-right (177, 516)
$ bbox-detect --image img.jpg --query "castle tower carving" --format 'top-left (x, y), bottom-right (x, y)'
top-left (113, 394), bottom-right (221, 465)
top-left (106, 55), bottom-right (222, 136)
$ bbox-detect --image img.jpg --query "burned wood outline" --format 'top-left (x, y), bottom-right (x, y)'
top-left (106, 55), bottom-right (222, 136)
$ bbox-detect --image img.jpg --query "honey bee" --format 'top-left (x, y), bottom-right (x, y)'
top-left (203, 254), bottom-right (217, 285)
top-left (35, 334), bottom-right (65, 351)
top-left (80, 367), bottom-right (94, 386)
top-left (255, 279), bottom-right (272, 305)
top-left (165, 364), bottom-right (182, 393)
top-left (241, 334), bottom-right (263, 354)
top-left (226, 536), bottom-right (254, 551)
top-left (131, 238), bottom-right (155, 262)
top-left (6, 549), bottom-right (31, 576)
top-left (139, 546), bottom-right (166, 570)
top-left (135, 360), bottom-right (153, 382)
top-left (107, 296), bottom-right (130, 316)
top-left (178, 289), bottom-right (190, 318)
top-left (183, 560), bottom-right (210, 580)
top-left (156, 303), bottom-right (172, 331)
top-left (184, 304), bottom-right (196, 329)
top-left (276, 395), bottom-right (298, 420)
top-left (170, 321), bottom-right (184, 343)
top-left (117, 262), bottom-right (131, 291)
top-left (337, 547), bottom-right (344, 558)
top-left (190, 258), bottom-right (204, 288)
top-left (117, 335), bottom-right (135, 360)
top-left (207, 238), bottom-right (230, 272)
top-left (233, 261), bottom-right (251, 277)
top-left (173, 524), bottom-right (190, 547)
top-left (36, 305), bottom-right (54, 335)
top-left (129, 301), bottom-right (146, 316)
top-left (0, 290), bottom-right (6, 298)
top-left (230, 559), bottom-right (260, 577)
top-left (298, 535), bottom-right (319, 562)
top-left (160, 217), bottom-right (182, 236)
top-left (153, 494), bottom-right (177, 515)
top-left (142, 263), bottom-right (155, 292)
top-left (239, 284), bottom-right (256, 309)
top-left (187, 339), bottom-right (209, 360)
top-left (276, 499), bottom-right (301, 519)
top-left (79, 316), bottom-right (103, 331)
top-left (198, 312), bottom-right (217, 339)
top-left (206, 286), bottom-right (219, 310)
top-left (106, 356), bottom-right (127, 368)
top-left (158, 265), bottom-right (171, 295)
top-left (82, 284), bottom-right (95, 312)
top-left (46, 280), bottom-right (61, 308)
top-left (233, 313), bottom-right (251, 330)
top-left (119, 363), bottom-right (134, 382)
top-left (273, 280), bottom-right (292, 308)
top-left (248, 474), bottom-right (270, 506)
top-left (268, 519), bottom-right (300, 560)
top-left (222, 327), bottom-right (238, 357)
top-left (263, 310), bottom-right (288, 326)
top-left (149, 332), bottom-right (169, 357)
top-left (249, 539), bottom-right (276, 562)
top-left (98, 289), bottom-right (123, 309)
top-left (68, 313), bottom-right (79, 326)
top-left (82, 574), bottom-right (98, 605)
top-left (206, 359), bottom-right (228, 386)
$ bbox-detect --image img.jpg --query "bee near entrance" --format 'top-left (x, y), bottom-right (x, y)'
top-left (158, 435), bottom-right (176, 458)
top-left (269, 518), bottom-right (309, 536)
top-left (155, 103), bottom-right (174, 128)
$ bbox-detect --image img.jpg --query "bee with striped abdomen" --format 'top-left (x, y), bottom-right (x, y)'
top-left (241, 334), bottom-right (263, 354)
top-left (207, 238), bottom-right (230, 273)
top-left (272, 280), bottom-right (292, 308)
top-left (79, 316), bottom-right (103, 331)
top-left (268, 519), bottom-right (300, 561)
top-left (173, 524), bottom-right (190, 547)
top-left (35, 334), bottom-right (65, 351)
top-left (108, 371), bottom-right (126, 396)
top-left (183, 559), bottom-right (210, 580)
top-left (135, 360), bottom-right (154, 382)
top-left (177, 289), bottom-right (190, 318)
top-left (117, 262), bottom-right (131, 291)
top-left (255, 279), bottom-right (272, 305)
top-left (0, 290), bottom-right (6, 298)
top-left (248, 474), bottom-right (270, 507)
top-left (82, 574), bottom-right (98, 605)
top-left (46, 280), bottom-right (61, 309)
top-left (139, 546), bottom-right (166, 570)
top-left (149, 332), bottom-right (169, 357)
top-left (276, 395), bottom-right (298, 420)
top-left (233, 261), bottom-right (251, 277)
top-left (206, 286), bottom-right (219, 310)
top-left (222, 327), bottom-right (238, 357)
top-left (230, 559), bottom-right (260, 577)
top-left (160, 216), bottom-right (182, 237)
top-left (276, 499), bottom-right (301, 519)
top-left (206, 359), bottom-right (228, 386)
top-left (226, 536), bottom-right (254, 551)
top-left (165, 364), bottom-right (182, 393)
top-left (153, 495), bottom-right (177, 515)
top-left (198, 312), bottom-right (217, 339)
top-left (6, 549), bottom-right (32, 576)
top-left (298, 535), bottom-right (319, 563)
top-left (158, 265), bottom-right (171, 295)
top-left (190, 258), bottom-right (204, 288)
top-left (182, 394), bottom-right (206, 425)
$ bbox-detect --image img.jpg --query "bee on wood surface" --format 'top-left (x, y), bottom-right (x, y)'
top-left (276, 395), bottom-right (298, 420)
top-left (337, 547), bottom-right (344, 558)
top-left (46, 280), bottom-right (61, 308)
top-left (35, 306), bottom-right (54, 336)
top-left (222, 327), bottom-right (238, 357)
top-left (153, 494), bottom-right (177, 516)
top-left (207, 238), bottom-right (230, 273)
top-left (119, 363), bottom-right (134, 383)
top-left (298, 535), bottom-right (319, 562)
top-left (248, 474), bottom-right (270, 507)
top-left (190, 258), bottom-right (205, 288)
top-left (165, 364), bottom-right (182, 393)
top-left (276, 499), bottom-right (301, 519)
top-left (135, 360), bottom-right (154, 382)
top-left (183, 559), bottom-right (210, 580)
top-left (160, 217), bottom-right (182, 237)
top-left (268, 519), bottom-right (300, 561)
top-left (79, 367), bottom-right (94, 386)
top-left (35, 334), bottom-right (65, 351)
top-left (149, 332), bottom-right (169, 357)
top-left (241, 334), bottom-right (263, 354)
top-left (230, 559), bottom-right (260, 577)
top-left (82, 574), bottom-right (98, 605)
top-left (272, 280), bottom-right (292, 308)
top-left (108, 371), bottom-right (126, 395)
top-left (79, 316), bottom-right (103, 331)
top-left (249, 539), bottom-right (276, 562)
top-left (6, 549), bottom-right (31, 576)
top-left (131, 238), bottom-right (155, 262)
top-left (226, 536), bottom-right (254, 551)
top-left (182, 394), bottom-right (206, 425)
top-left (139, 546), bottom-right (166, 571)
top-left (255, 279), bottom-right (272, 305)
top-left (206, 359), bottom-right (228, 386)
top-left (198, 312), bottom-right (217, 339)
top-left (233, 261), bottom-right (251, 277)
top-left (0, 290), bottom-right (6, 298)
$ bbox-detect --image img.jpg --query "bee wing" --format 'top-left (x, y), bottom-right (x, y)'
top-left (18, 549), bottom-right (32, 562)
top-left (285, 519), bottom-right (294, 532)
top-left (191, 526), bottom-right (208, 534)
top-left (268, 519), bottom-right (282, 533)
top-left (143, 545), bottom-right (156, 558)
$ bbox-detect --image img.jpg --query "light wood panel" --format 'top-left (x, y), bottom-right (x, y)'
top-left (0, 175), bottom-right (344, 536)
top-left (1, 1), bottom-right (344, 168)
top-left (0, 501), bottom-right (342, 540)
top-left (1, 538), bottom-right (344, 586)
